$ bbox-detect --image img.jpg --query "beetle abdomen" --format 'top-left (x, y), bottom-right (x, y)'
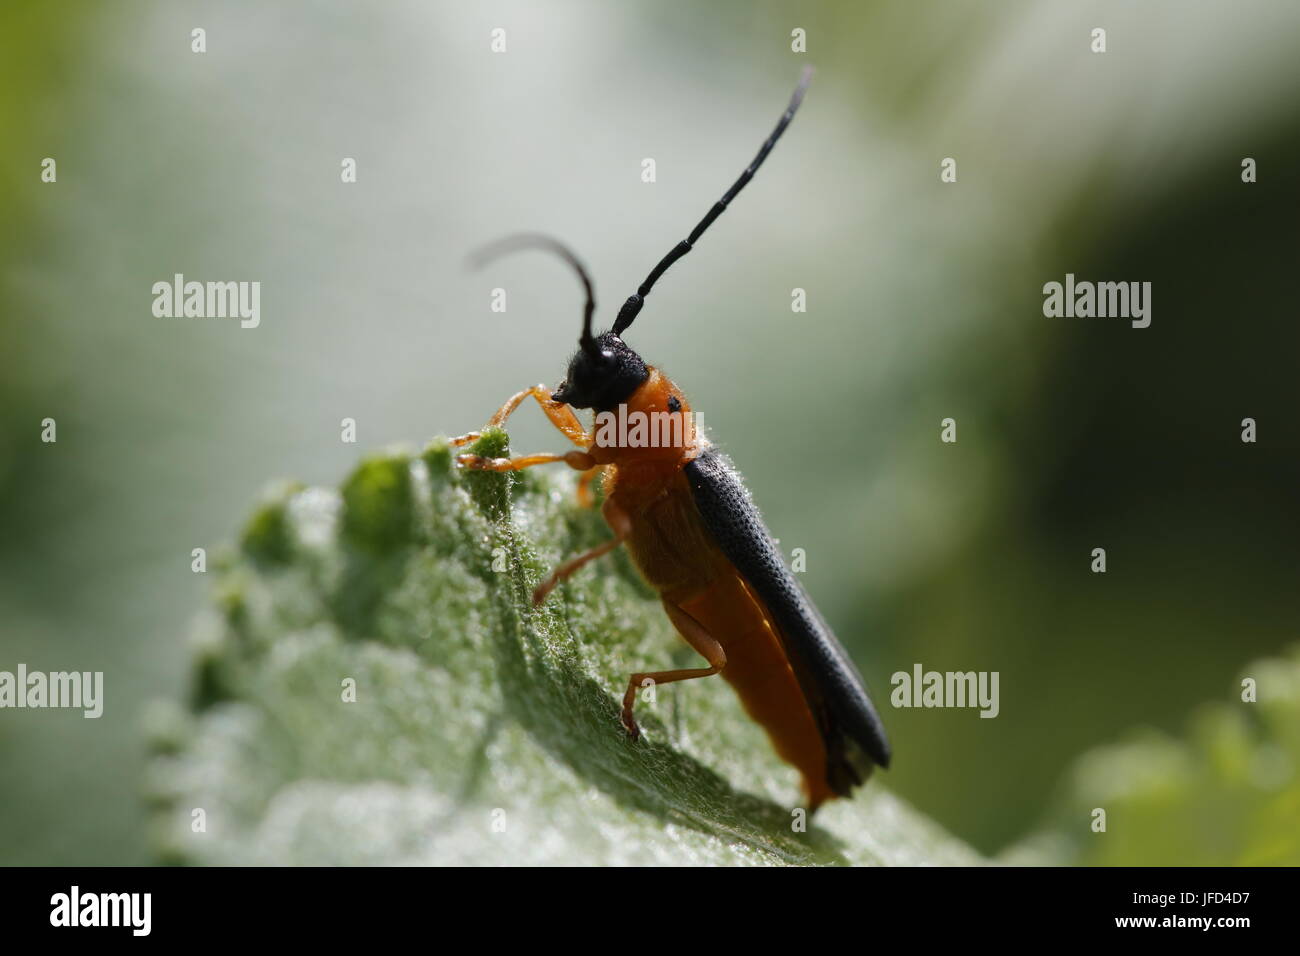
top-left (676, 571), bottom-right (836, 809)
top-left (684, 449), bottom-right (892, 798)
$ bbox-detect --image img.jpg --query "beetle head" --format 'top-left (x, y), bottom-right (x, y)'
top-left (552, 330), bottom-right (647, 412)
top-left (467, 234), bottom-right (650, 413)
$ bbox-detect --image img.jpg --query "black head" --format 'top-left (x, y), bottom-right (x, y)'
top-left (469, 69), bottom-right (812, 412)
top-left (552, 331), bottom-right (648, 412)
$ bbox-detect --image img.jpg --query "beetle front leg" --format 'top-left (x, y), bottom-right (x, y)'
top-left (456, 448), bottom-right (595, 473)
top-left (451, 384), bottom-right (590, 449)
top-left (453, 385), bottom-right (599, 507)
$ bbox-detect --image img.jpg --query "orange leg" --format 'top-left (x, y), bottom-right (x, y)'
top-left (575, 465), bottom-right (603, 509)
top-left (451, 384), bottom-right (589, 449)
top-left (458, 449), bottom-right (595, 473)
top-left (532, 497), bottom-right (632, 606)
top-left (621, 601), bottom-right (728, 741)
top-left (453, 384), bottom-right (597, 507)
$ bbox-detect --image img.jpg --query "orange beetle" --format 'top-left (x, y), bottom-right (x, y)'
top-left (455, 68), bottom-right (889, 810)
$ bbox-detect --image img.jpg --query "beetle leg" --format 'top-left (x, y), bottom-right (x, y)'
top-left (575, 465), bottom-right (603, 508)
top-left (620, 601), bottom-right (728, 741)
top-left (451, 384), bottom-right (589, 448)
top-left (457, 448), bottom-right (595, 473)
top-left (452, 384), bottom-right (599, 508)
top-left (531, 497), bottom-right (630, 605)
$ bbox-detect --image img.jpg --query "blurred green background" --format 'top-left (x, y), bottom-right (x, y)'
top-left (2, 0), bottom-right (1297, 864)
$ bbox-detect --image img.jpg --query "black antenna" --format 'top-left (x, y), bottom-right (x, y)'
top-left (469, 233), bottom-right (598, 354)
top-left (611, 66), bottom-right (813, 336)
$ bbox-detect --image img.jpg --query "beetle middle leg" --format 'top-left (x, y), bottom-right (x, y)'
top-left (531, 497), bottom-right (632, 606)
top-left (575, 464), bottom-right (603, 508)
top-left (621, 601), bottom-right (728, 741)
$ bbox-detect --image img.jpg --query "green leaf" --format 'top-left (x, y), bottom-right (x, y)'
top-left (1008, 645), bottom-right (1300, 866)
top-left (145, 429), bottom-right (980, 865)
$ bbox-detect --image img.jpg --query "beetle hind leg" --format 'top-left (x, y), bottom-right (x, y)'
top-left (621, 601), bottom-right (727, 741)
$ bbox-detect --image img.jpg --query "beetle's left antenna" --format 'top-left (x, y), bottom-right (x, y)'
top-left (611, 66), bottom-right (812, 337)
top-left (468, 233), bottom-right (598, 355)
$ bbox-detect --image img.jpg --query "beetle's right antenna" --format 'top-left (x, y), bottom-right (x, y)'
top-left (468, 233), bottom-right (599, 356)
top-left (611, 66), bottom-right (813, 337)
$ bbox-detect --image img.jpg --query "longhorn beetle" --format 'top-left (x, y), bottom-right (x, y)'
top-left (454, 67), bottom-right (890, 810)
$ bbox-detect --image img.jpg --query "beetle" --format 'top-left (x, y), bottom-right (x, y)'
top-left (453, 67), bottom-right (890, 810)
